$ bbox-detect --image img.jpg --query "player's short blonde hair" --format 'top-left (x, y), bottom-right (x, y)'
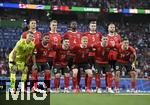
top-left (81, 36), bottom-right (88, 40)
top-left (50, 20), bottom-right (57, 24)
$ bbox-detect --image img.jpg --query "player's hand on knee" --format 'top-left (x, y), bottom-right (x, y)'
top-left (23, 66), bottom-right (28, 73)
top-left (131, 64), bottom-right (136, 70)
top-left (64, 73), bottom-right (70, 77)
top-left (55, 73), bottom-right (61, 78)
top-left (11, 64), bottom-right (17, 72)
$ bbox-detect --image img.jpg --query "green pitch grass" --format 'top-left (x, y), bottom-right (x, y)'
top-left (50, 93), bottom-right (150, 105)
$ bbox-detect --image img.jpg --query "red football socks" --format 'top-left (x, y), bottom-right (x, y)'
top-left (95, 73), bottom-right (101, 88)
top-left (64, 76), bottom-right (70, 88)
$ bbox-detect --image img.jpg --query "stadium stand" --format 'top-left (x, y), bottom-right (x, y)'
top-left (1, 0), bottom-right (149, 8)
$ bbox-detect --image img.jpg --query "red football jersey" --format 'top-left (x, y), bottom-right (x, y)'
top-left (73, 44), bottom-right (91, 64)
top-left (116, 44), bottom-right (136, 63)
top-left (22, 31), bottom-right (41, 45)
top-left (83, 32), bottom-right (102, 56)
top-left (53, 45), bottom-right (70, 66)
top-left (108, 34), bottom-right (122, 60)
top-left (94, 43), bottom-right (112, 64)
top-left (34, 41), bottom-right (49, 63)
top-left (64, 31), bottom-right (82, 49)
top-left (47, 31), bottom-right (62, 58)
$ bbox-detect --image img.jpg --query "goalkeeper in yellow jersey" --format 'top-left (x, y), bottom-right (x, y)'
top-left (9, 31), bottom-right (35, 93)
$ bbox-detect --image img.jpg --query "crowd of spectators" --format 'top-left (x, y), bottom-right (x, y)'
top-left (51, 0), bottom-right (150, 9)
top-left (1, 0), bottom-right (149, 9)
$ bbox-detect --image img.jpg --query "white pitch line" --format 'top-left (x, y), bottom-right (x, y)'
top-left (114, 93), bottom-right (150, 96)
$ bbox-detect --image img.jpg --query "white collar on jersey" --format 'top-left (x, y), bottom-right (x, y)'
top-left (70, 30), bottom-right (77, 33)
top-left (108, 33), bottom-right (118, 36)
top-left (50, 31), bottom-right (57, 33)
top-left (89, 31), bottom-right (96, 34)
top-left (29, 29), bottom-right (36, 33)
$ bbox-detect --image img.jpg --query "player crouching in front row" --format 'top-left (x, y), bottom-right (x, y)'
top-left (9, 31), bottom-right (35, 93)
top-left (114, 38), bottom-right (137, 93)
top-left (32, 34), bottom-right (51, 92)
top-left (72, 36), bottom-right (93, 93)
top-left (93, 36), bottom-right (114, 93)
top-left (53, 38), bottom-right (71, 93)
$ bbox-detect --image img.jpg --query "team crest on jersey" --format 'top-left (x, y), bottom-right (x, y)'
top-left (77, 34), bottom-right (80, 38)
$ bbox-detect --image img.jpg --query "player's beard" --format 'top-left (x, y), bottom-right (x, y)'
top-left (43, 41), bottom-right (48, 46)
top-left (102, 42), bottom-right (107, 47)
top-left (90, 29), bottom-right (96, 32)
top-left (51, 28), bottom-right (57, 33)
top-left (31, 27), bottom-right (36, 31)
top-left (123, 46), bottom-right (128, 50)
top-left (83, 44), bottom-right (87, 48)
top-left (109, 31), bottom-right (114, 34)
top-left (71, 28), bottom-right (76, 32)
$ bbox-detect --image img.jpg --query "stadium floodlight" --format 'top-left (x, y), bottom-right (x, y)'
top-left (10, 19), bottom-right (16, 21)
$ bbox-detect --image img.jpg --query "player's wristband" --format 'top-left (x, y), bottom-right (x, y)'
top-left (9, 61), bottom-right (16, 65)
top-left (33, 52), bottom-right (37, 55)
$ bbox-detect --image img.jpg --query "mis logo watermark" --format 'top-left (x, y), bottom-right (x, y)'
top-left (5, 82), bottom-right (47, 100)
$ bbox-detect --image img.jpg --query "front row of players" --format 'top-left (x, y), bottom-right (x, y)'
top-left (8, 31), bottom-right (136, 93)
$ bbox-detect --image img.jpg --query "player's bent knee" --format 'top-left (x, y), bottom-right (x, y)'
top-left (116, 71), bottom-right (120, 76)
top-left (72, 69), bottom-right (78, 73)
top-left (21, 73), bottom-right (27, 82)
top-left (130, 71), bottom-right (136, 76)
top-left (130, 73), bottom-right (136, 81)
top-left (86, 69), bottom-right (93, 77)
top-left (73, 73), bottom-right (77, 77)
top-left (72, 69), bottom-right (78, 77)
top-left (10, 64), bottom-right (17, 73)
top-left (45, 69), bottom-right (50, 72)
top-left (32, 69), bottom-right (38, 74)
top-left (64, 73), bottom-right (70, 77)
top-left (45, 70), bottom-right (51, 74)
top-left (55, 73), bottom-right (61, 78)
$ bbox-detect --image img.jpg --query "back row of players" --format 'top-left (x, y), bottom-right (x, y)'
top-left (9, 19), bottom-right (137, 93)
